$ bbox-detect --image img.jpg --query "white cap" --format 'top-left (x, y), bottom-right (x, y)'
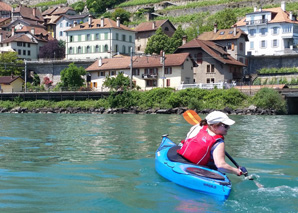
top-left (205, 111), bottom-right (235, 125)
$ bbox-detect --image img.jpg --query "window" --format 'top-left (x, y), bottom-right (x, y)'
top-left (78, 46), bottom-right (82, 54)
top-left (145, 68), bottom-right (157, 74)
top-left (28, 43), bottom-right (30, 47)
top-left (165, 27), bottom-right (169, 31)
top-left (70, 36), bottom-right (73, 42)
top-left (164, 67), bottom-right (172, 74)
top-left (111, 71), bottom-right (116, 75)
top-left (273, 27), bottom-right (279, 35)
top-left (115, 44), bottom-right (118, 53)
top-left (86, 46), bottom-right (91, 53)
top-left (211, 64), bottom-right (215, 72)
top-left (220, 31), bottom-right (225, 35)
top-left (100, 71), bottom-right (105, 76)
top-left (122, 45), bottom-right (126, 54)
top-left (17, 42), bottom-right (22, 47)
top-left (60, 31), bottom-right (63, 36)
top-left (95, 45), bottom-right (100, 53)
top-left (104, 32), bottom-right (108, 40)
top-left (273, 39), bottom-right (278, 47)
top-left (66, 22), bottom-right (69, 27)
top-left (69, 47), bottom-right (73, 54)
top-left (95, 33), bottom-right (99, 40)
top-left (78, 35), bottom-right (81, 42)
top-left (86, 34), bottom-right (91, 41)
top-left (250, 41), bottom-right (254, 49)
top-left (132, 68), bottom-right (140, 75)
top-left (23, 43), bottom-right (26, 47)
top-left (28, 50), bottom-right (31, 56)
top-left (18, 49), bottom-right (21, 55)
top-left (261, 40), bottom-right (266, 48)
top-left (129, 35), bottom-right (132, 42)
top-left (116, 33), bottom-right (119, 40)
top-left (146, 80), bottom-right (157, 87)
top-left (239, 42), bottom-right (244, 51)
top-left (60, 23), bottom-right (63, 27)
top-left (122, 34), bottom-right (126, 41)
top-left (104, 44), bottom-right (108, 52)
top-left (207, 64), bottom-right (214, 73)
top-left (207, 65), bottom-right (210, 73)
top-left (227, 42), bottom-right (231, 50)
top-left (23, 50), bottom-right (26, 55)
top-left (207, 78), bottom-right (215, 83)
top-left (197, 52), bottom-right (202, 64)
top-left (260, 28), bottom-right (267, 35)
top-left (249, 29), bottom-right (256, 36)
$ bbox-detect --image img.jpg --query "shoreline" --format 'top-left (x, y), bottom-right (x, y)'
top-left (1, 106), bottom-right (278, 115)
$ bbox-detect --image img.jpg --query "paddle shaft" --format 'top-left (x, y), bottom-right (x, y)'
top-left (225, 151), bottom-right (240, 168)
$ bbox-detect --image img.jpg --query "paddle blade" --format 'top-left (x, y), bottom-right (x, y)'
top-left (183, 110), bottom-right (201, 125)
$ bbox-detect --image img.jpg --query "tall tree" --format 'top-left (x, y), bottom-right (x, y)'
top-left (0, 52), bottom-right (23, 76)
top-left (168, 25), bottom-right (185, 53)
top-left (103, 72), bottom-right (132, 91)
top-left (145, 27), bottom-right (170, 54)
top-left (60, 63), bottom-right (86, 89)
top-left (38, 39), bottom-right (65, 59)
top-left (111, 8), bottom-right (131, 24)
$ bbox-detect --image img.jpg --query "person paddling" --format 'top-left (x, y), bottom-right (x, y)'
top-left (178, 111), bottom-right (247, 176)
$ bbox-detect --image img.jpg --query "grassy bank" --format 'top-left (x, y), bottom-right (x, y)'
top-left (0, 88), bottom-right (287, 114)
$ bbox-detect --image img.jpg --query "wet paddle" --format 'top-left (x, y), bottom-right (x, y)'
top-left (182, 110), bottom-right (263, 188)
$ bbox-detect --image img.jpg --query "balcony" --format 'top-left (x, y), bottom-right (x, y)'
top-left (142, 74), bottom-right (158, 79)
top-left (246, 19), bottom-right (268, 26)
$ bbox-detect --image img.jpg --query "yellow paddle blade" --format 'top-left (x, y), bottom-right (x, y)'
top-left (183, 110), bottom-right (202, 125)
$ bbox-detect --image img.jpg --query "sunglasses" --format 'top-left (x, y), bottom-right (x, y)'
top-left (220, 123), bottom-right (230, 129)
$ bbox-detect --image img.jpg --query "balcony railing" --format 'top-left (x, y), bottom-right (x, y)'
top-left (246, 19), bottom-right (268, 26)
top-left (142, 74), bottom-right (158, 79)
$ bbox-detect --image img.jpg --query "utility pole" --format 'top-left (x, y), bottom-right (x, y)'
top-left (161, 51), bottom-right (165, 88)
top-left (130, 47), bottom-right (133, 89)
top-left (24, 59), bottom-right (27, 92)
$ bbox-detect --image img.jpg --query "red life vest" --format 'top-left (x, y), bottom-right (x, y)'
top-left (177, 125), bottom-right (224, 165)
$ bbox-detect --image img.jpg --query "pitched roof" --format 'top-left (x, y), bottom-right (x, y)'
top-left (0, 29), bottom-right (11, 39)
top-left (198, 28), bottom-right (248, 41)
top-left (15, 26), bottom-right (54, 41)
top-left (0, 2), bottom-right (12, 11)
top-left (177, 39), bottom-right (245, 66)
top-left (134, 19), bottom-right (173, 32)
top-left (86, 53), bottom-right (190, 71)
top-left (54, 14), bottom-right (89, 24)
top-left (2, 34), bottom-right (37, 44)
top-left (52, 7), bottom-right (75, 15)
top-left (65, 18), bottom-right (134, 32)
top-left (0, 75), bottom-right (23, 84)
top-left (236, 7), bottom-right (298, 26)
top-left (14, 6), bottom-right (44, 23)
top-left (42, 7), bottom-right (58, 16)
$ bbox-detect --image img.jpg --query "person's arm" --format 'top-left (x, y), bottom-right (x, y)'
top-left (213, 142), bottom-right (242, 175)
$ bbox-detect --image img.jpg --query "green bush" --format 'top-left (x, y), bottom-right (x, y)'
top-left (252, 88), bottom-right (286, 114)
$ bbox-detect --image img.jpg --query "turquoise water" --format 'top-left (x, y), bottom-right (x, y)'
top-left (0, 114), bottom-right (297, 212)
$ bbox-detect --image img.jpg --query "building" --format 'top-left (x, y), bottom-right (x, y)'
top-left (85, 52), bottom-right (193, 91)
top-left (134, 19), bottom-right (176, 54)
top-left (197, 24), bottom-right (248, 64)
top-left (55, 14), bottom-right (89, 41)
top-left (11, 5), bottom-right (44, 24)
top-left (235, 1), bottom-right (298, 56)
top-left (65, 17), bottom-right (135, 60)
top-left (0, 75), bottom-right (24, 93)
top-left (175, 38), bottom-right (245, 84)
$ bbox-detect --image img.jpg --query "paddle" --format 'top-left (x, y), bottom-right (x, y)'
top-left (182, 110), bottom-right (263, 187)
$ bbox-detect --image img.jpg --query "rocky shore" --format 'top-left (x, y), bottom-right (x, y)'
top-left (0, 105), bottom-right (278, 115)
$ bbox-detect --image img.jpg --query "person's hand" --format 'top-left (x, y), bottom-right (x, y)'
top-left (238, 166), bottom-right (248, 176)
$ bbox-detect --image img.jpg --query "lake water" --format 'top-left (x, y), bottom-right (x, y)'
top-left (0, 113), bottom-right (297, 212)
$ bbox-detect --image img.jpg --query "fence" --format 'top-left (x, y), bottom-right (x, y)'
top-left (177, 82), bottom-right (236, 90)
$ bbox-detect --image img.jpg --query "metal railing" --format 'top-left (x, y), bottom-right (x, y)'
top-left (177, 82), bottom-right (236, 90)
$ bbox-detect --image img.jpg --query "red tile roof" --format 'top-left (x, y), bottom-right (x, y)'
top-left (14, 6), bottom-right (44, 23)
top-left (0, 75), bottom-right (23, 84)
top-left (66, 18), bottom-right (134, 32)
top-left (177, 39), bottom-right (245, 66)
top-left (236, 7), bottom-right (298, 26)
top-left (2, 34), bottom-right (36, 44)
top-left (0, 2), bottom-right (12, 11)
top-left (198, 28), bottom-right (248, 41)
top-left (42, 7), bottom-right (58, 16)
top-left (86, 53), bottom-right (190, 71)
top-left (134, 19), bottom-right (169, 32)
top-left (52, 7), bottom-right (75, 15)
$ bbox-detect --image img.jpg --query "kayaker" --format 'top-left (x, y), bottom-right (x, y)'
top-left (177, 111), bottom-right (247, 176)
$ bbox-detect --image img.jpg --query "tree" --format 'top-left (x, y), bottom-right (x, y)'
top-left (111, 8), bottom-right (131, 24)
top-left (168, 25), bottom-right (185, 53)
top-left (38, 39), bottom-right (65, 59)
top-left (145, 27), bottom-right (170, 54)
top-left (60, 63), bottom-right (86, 89)
top-left (0, 52), bottom-right (23, 76)
top-left (86, 0), bottom-right (125, 17)
top-left (103, 72), bottom-right (133, 91)
top-left (71, 1), bottom-right (86, 13)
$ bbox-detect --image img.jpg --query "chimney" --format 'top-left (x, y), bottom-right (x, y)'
top-left (214, 23), bottom-right (218, 33)
top-left (254, 6), bottom-right (257, 12)
top-left (152, 21), bottom-right (156, 29)
top-left (33, 7), bottom-right (36, 17)
top-left (101, 17), bottom-right (104, 27)
top-left (182, 35), bottom-right (187, 45)
top-left (290, 11), bottom-right (293, 20)
top-left (31, 27), bottom-right (35, 35)
top-left (233, 24), bottom-right (237, 36)
top-left (281, 1), bottom-right (286, 11)
top-left (11, 26), bottom-right (15, 36)
top-left (98, 57), bottom-right (102, 67)
top-left (116, 17), bottom-right (120, 27)
top-left (88, 15), bottom-right (92, 25)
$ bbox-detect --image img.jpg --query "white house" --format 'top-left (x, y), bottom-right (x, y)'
top-left (65, 16), bottom-right (136, 60)
top-left (236, 1), bottom-right (298, 56)
top-left (55, 14), bottom-right (89, 41)
top-left (85, 53), bottom-right (193, 91)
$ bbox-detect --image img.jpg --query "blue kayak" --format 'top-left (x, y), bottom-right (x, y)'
top-left (155, 135), bottom-right (232, 199)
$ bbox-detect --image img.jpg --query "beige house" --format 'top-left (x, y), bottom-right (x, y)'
top-left (0, 75), bottom-right (24, 92)
top-left (134, 19), bottom-right (176, 54)
top-left (176, 39), bottom-right (245, 84)
top-left (197, 24), bottom-right (248, 64)
top-left (85, 52), bottom-right (193, 91)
